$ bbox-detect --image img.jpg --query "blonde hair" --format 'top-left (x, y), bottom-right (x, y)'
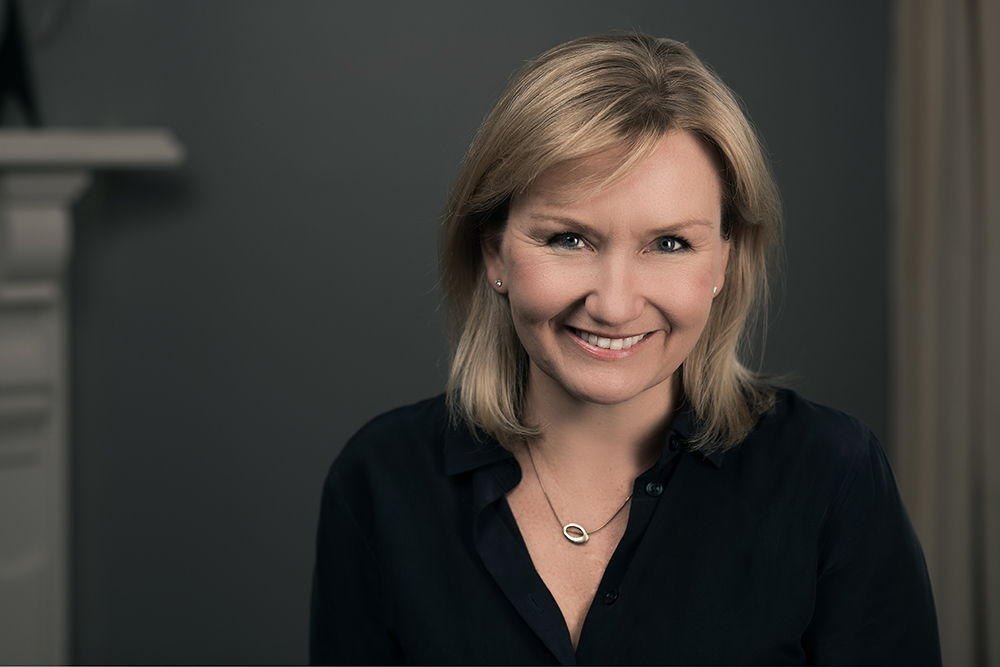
top-left (440, 34), bottom-right (782, 451)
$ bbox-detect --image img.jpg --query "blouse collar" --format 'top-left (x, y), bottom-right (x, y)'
top-left (442, 399), bottom-right (725, 476)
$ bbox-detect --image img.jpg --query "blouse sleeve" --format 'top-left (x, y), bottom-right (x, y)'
top-left (802, 433), bottom-right (942, 665)
top-left (309, 463), bottom-right (402, 665)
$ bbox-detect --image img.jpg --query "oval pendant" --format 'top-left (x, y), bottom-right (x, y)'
top-left (563, 523), bottom-right (589, 544)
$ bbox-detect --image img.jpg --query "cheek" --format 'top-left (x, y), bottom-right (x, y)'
top-left (647, 267), bottom-right (717, 329)
top-left (504, 254), bottom-right (580, 324)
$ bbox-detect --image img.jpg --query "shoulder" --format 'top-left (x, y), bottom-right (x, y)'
top-left (764, 388), bottom-right (871, 444)
top-left (338, 394), bottom-right (449, 458)
top-left (331, 394), bottom-right (450, 482)
top-left (749, 387), bottom-right (876, 471)
top-left (316, 394), bottom-right (455, 552)
top-left (322, 395), bottom-right (453, 516)
top-left (725, 388), bottom-right (887, 528)
top-left (762, 394), bottom-right (941, 662)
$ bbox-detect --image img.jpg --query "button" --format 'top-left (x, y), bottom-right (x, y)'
top-left (645, 481), bottom-right (663, 497)
top-left (668, 433), bottom-right (683, 451)
top-left (604, 589), bottom-right (619, 605)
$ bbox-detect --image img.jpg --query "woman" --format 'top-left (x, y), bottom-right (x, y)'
top-left (310, 34), bottom-right (940, 665)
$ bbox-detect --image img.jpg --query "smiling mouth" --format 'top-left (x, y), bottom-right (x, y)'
top-left (569, 327), bottom-right (649, 350)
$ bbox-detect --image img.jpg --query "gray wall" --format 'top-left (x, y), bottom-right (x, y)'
top-left (27, 0), bottom-right (889, 663)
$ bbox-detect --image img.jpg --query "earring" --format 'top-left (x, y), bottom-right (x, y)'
top-left (495, 279), bottom-right (503, 288)
top-left (713, 286), bottom-right (718, 294)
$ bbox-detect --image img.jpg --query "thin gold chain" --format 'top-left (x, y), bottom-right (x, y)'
top-left (525, 441), bottom-right (634, 537)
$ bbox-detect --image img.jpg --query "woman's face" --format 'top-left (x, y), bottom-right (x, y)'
top-left (482, 130), bottom-right (729, 408)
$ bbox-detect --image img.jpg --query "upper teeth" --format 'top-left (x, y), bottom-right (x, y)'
top-left (577, 329), bottom-right (646, 350)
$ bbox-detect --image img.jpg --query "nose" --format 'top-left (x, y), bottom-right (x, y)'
top-left (584, 255), bottom-right (645, 326)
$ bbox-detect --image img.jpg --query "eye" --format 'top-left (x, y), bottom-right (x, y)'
top-left (653, 236), bottom-right (690, 253)
top-left (548, 233), bottom-right (586, 250)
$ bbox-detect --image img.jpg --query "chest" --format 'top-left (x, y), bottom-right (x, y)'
top-left (385, 465), bottom-right (819, 665)
top-left (375, 446), bottom-right (828, 664)
top-left (504, 476), bottom-right (630, 649)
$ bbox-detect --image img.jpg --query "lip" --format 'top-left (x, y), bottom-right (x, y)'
top-left (566, 326), bottom-right (655, 359)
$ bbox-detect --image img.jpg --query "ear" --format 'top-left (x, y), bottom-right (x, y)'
top-left (481, 236), bottom-right (508, 294)
top-left (714, 239), bottom-right (730, 298)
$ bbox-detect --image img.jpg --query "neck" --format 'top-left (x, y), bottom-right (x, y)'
top-left (523, 363), bottom-right (681, 476)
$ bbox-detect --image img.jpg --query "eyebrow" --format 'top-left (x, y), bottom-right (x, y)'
top-left (526, 213), bottom-right (717, 235)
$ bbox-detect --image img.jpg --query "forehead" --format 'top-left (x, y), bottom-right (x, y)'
top-left (513, 131), bottom-right (723, 224)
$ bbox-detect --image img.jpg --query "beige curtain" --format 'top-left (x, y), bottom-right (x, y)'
top-left (892, 0), bottom-right (1000, 664)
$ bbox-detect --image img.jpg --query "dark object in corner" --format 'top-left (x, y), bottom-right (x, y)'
top-left (0, 0), bottom-right (41, 126)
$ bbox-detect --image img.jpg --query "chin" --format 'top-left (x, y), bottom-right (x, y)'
top-left (563, 377), bottom-right (670, 407)
top-left (529, 356), bottom-right (677, 408)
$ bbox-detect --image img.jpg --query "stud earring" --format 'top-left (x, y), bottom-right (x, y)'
top-left (495, 279), bottom-right (503, 288)
top-left (713, 286), bottom-right (718, 295)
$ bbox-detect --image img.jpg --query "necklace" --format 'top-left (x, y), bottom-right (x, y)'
top-left (525, 441), bottom-right (634, 545)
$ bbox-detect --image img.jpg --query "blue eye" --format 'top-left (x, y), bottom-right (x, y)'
top-left (655, 236), bottom-right (688, 253)
top-left (549, 233), bottom-right (585, 249)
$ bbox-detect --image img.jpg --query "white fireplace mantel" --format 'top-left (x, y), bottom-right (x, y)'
top-left (0, 129), bottom-right (185, 665)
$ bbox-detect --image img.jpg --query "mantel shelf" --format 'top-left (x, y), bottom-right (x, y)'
top-left (0, 128), bottom-right (185, 168)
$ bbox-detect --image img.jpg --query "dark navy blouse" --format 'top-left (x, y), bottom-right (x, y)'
top-left (310, 390), bottom-right (941, 665)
